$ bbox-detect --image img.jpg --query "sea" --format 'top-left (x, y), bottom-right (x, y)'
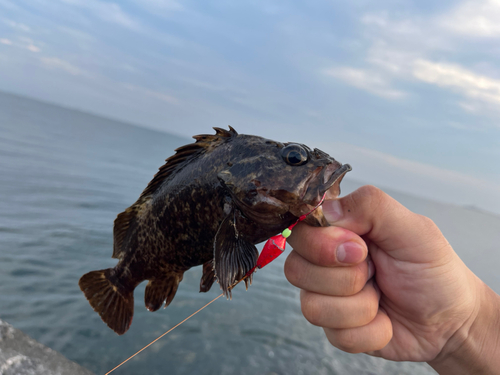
top-left (0, 91), bottom-right (499, 375)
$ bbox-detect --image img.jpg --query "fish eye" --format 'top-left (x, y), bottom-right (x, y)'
top-left (281, 144), bottom-right (309, 166)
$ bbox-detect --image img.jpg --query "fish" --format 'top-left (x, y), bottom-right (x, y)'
top-left (79, 127), bottom-right (351, 335)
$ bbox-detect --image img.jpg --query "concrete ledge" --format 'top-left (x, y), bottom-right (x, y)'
top-left (0, 319), bottom-right (94, 375)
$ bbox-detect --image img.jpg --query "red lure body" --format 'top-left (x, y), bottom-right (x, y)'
top-left (247, 217), bottom-right (301, 273)
top-left (247, 194), bottom-right (326, 277)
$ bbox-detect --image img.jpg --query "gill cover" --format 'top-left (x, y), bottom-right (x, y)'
top-left (217, 160), bottom-right (289, 215)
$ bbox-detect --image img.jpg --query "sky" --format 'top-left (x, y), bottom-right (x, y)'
top-left (0, 0), bottom-right (499, 214)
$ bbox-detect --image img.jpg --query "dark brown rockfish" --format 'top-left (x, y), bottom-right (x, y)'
top-left (79, 127), bottom-right (351, 335)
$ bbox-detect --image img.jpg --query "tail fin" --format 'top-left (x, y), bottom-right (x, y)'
top-left (79, 269), bottom-right (134, 335)
top-left (144, 272), bottom-right (183, 312)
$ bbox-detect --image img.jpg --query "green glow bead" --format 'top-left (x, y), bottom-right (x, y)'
top-left (282, 228), bottom-right (292, 238)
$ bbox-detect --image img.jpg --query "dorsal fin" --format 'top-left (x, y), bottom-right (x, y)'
top-left (112, 126), bottom-right (237, 259)
top-left (140, 126), bottom-right (237, 198)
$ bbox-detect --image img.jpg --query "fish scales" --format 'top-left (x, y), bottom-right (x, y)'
top-left (79, 127), bottom-right (351, 334)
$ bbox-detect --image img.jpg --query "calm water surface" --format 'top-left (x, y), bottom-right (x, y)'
top-left (1, 92), bottom-right (499, 374)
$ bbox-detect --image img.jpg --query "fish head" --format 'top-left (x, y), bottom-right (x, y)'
top-left (217, 135), bottom-right (351, 227)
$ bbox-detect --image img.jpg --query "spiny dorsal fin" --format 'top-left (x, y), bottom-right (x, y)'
top-left (112, 126), bottom-right (237, 259)
top-left (140, 126), bottom-right (237, 198)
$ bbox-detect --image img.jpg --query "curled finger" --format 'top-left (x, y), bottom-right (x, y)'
top-left (300, 279), bottom-right (380, 329)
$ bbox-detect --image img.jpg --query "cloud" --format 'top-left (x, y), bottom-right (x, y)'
top-left (56, 26), bottom-right (95, 43)
top-left (0, 36), bottom-right (41, 52)
top-left (324, 66), bottom-right (406, 99)
top-left (40, 57), bottom-right (86, 76)
top-left (58, 0), bottom-right (140, 30)
top-left (26, 44), bottom-right (40, 52)
top-left (413, 59), bottom-right (500, 105)
top-left (18, 36), bottom-right (35, 44)
top-left (3, 18), bottom-right (31, 32)
top-left (133, 0), bottom-right (182, 12)
top-left (345, 4), bottom-right (500, 117)
top-left (439, 0), bottom-right (500, 37)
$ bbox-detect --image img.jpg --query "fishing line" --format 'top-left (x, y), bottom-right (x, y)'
top-left (105, 292), bottom-right (224, 375)
top-left (105, 277), bottom-right (248, 375)
top-left (105, 193), bottom-right (326, 374)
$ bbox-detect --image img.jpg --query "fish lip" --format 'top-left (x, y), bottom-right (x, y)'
top-left (291, 163), bottom-right (351, 225)
top-left (322, 163), bottom-right (352, 194)
top-left (309, 162), bottom-right (351, 205)
top-left (300, 162), bottom-right (352, 205)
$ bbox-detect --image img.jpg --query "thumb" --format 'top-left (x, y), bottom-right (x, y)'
top-left (322, 185), bottom-right (450, 263)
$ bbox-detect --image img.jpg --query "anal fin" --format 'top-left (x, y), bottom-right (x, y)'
top-left (144, 272), bottom-right (184, 312)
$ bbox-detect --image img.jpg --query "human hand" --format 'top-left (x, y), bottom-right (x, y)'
top-left (284, 186), bottom-right (500, 373)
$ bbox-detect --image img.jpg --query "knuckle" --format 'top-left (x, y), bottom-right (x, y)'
top-left (364, 297), bottom-right (379, 323)
top-left (358, 184), bottom-right (382, 198)
top-left (351, 263), bottom-right (368, 294)
top-left (347, 185), bottom-right (386, 214)
top-left (337, 265), bottom-right (365, 296)
top-left (354, 284), bottom-right (379, 325)
top-left (417, 214), bottom-right (438, 232)
top-left (358, 185), bottom-right (384, 205)
top-left (414, 214), bottom-right (451, 252)
top-left (332, 329), bottom-right (361, 353)
top-left (284, 253), bottom-right (305, 287)
top-left (300, 293), bottom-right (324, 326)
top-left (418, 213), bottom-right (434, 225)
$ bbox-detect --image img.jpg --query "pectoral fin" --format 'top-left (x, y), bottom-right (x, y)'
top-left (213, 210), bottom-right (258, 298)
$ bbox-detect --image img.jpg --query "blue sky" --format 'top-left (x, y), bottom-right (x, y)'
top-left (1, 0), bottom-right (499, 213)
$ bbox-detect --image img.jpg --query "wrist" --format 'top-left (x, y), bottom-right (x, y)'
top-left (428, 277), bottom-right (500, 374)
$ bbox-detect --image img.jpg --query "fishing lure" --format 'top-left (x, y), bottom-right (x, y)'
top-left (246, 193), bottom-right (326, 276)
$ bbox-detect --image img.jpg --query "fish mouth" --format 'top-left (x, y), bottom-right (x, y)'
top-left (292, 163), bottom-right (352, 227)
top-left (306, 162), bottom-right (352, 205)
top-left (321, 163), bottom-right (352, 200)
